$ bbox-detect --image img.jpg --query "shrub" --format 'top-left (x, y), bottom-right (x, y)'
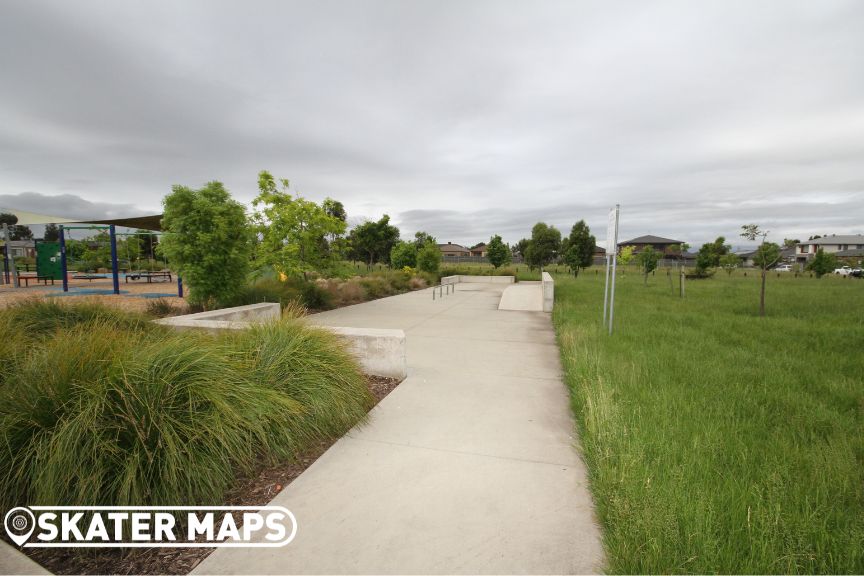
top-left (417, 241), bottom-right (442, 273)
top-left (0, 304), bottom-right (371, 510)
top-left (145, 298), bottom-right (182, 318)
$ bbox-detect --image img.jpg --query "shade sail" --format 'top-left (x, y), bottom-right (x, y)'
top-left (0, 208), bottom-right (163, 231)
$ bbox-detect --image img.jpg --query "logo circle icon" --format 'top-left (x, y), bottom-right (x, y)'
top-left (4, 507), bottom-right (36, 547)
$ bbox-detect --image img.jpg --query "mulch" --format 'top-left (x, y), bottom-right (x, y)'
top-left (13, 375), bottom-right (401, 575)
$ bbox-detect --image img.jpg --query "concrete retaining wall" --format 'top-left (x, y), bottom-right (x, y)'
top-left (155, 304), bottom-right (406, 379)
top-left (441, 275), bottom-right (515, 285)
top-left (326, 327), bottom-right (407, 379)
top-left (542, 272), bottom-right (554, 312)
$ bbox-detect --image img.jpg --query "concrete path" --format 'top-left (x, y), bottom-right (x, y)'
top-left (195, 283), bottom-right (604, 574)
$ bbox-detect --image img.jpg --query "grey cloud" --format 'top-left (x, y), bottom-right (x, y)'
top-left (1, 0), bottom-right (862, 246)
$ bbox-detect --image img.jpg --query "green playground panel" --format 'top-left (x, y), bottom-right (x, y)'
top-left (36, 242), bottom-right (63, 280)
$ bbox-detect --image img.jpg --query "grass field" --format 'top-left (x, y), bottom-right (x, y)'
top-left (552, 267), bottom-right (864, 573)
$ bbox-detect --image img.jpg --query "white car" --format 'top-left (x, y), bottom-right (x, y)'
top-left (834, 266), bottom-right (853, 276)
top-left (775, 264), bottom-right (793, 272)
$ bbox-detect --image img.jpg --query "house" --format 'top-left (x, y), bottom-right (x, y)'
top-left (795, 235), bottom-right (864, 263)
top-left (618, 235), bottom-right (686, 257)
top-left (469, 243), bottom-right (487, 257)
top-left (835, 247), bottom-right (864, 266)
top-left (437, 242), bottom-right (471, 258)
top-left (733, 245), bottom-right (796, 268)
top-left (1, 239), bottom-right (36, 259)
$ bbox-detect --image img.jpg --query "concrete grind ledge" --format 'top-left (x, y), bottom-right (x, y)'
top-left (155, 304), bottom-right (406, 379)
top-left (542, 271), bottom-right (554, 312)
top-left (441, 274), bottom-right (515, 284)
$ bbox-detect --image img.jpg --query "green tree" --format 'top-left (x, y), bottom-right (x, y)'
top-left (43, 223), bottom-right (60, 242)
top-left (322, 198), bottom-right (347, 222)
top-left (160, 181), bottom-right (253, 308)
top-left (347, 215), bottom-right (400, 266)
top-left (783, 238), bottom-right (800, 248)
top-left (636, 245), bottom-right (662, 285)
top-left (807, 248), bottom-right (837, 278)
top-left (719, 252), bottom-right (741, 275)
top-left (740, 224), bottom-right (781, 317)
top-left (486, 234), bottom-right (511, 269)
top-left (513, 238), bottom-right (530, 262)
top-left (413, 231), bottom-right (437, 249)
top-left (0, 213), bottom-right (33, 240)
top-left (252, 171), bottom-right (346, 279)
top-left (563, 220), bottom-right (595, 277)
top-left (390, 241), bottom-right (418, 269)
top-left (416, 240), bottom-right (441, 274)
top-left (525, 222), bottom-right (561, 272)
top-left (696, 236), bottom-right (730, 274)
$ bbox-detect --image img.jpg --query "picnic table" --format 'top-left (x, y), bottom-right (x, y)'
top-left (125, 271), bottom-right (173, 283)
top-left (17, 274), bottom-right (56, 287)
top-left (72, 274), bottom-right (105, 282)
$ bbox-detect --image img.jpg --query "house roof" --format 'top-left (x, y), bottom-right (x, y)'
top-left (802, 234), bottom-right (864, 245)
top-left (437, 243), bottom-right (469, 252)
top-left (619, 235), bottom-right (684, 245)
top-left (835, 248), bottom-right (864, 257)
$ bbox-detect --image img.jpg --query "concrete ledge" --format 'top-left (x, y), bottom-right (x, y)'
top-left (542, 272), bottom-right (554, 312)
top-left (327, 327), bottom-right (407, 379)
top-left (164, 302), bottom-right (281, 323)
top-left (155, 304), bottom-right (406, 379)
top-left (442, 275), bottom-right (515, 284)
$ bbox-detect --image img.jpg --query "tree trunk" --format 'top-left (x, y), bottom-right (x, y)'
top-left (760, 268), bottom-right (767, 316)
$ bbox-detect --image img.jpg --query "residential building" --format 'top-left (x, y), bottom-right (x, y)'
top-left (618, 235), bottom-right (685, 257)
top-left (795, 235), bottom-right (864, 263)
top-left (437, 242), bottom-right (471, 258)
top-left (469, 243), bottom-right (487, 257)
top-left (1, 239), bottom-right (36, 259)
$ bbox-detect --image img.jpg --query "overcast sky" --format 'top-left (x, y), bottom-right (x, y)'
top-left (1, 0), bottom-right (863, 247)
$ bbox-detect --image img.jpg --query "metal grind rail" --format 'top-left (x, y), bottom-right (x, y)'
top-left (431, 282), bottom-right (455, 300)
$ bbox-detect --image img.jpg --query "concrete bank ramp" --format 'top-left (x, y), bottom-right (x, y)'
top-left (498, 281), bottom-right (544, 311)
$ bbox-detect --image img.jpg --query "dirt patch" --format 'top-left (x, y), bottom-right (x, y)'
top-left (12, 375), bottom-right (401, 575)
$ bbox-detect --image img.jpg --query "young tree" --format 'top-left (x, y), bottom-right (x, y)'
top-left (390, 241), bottom-right (418, 269)
top-left (486, 234), bottom-right (511, 269)
top-left (618, 245), bottom-right (635, 266)
top-left (252, 171), bottom-right (346, 279)
top-left (525, 222), bottom-right (561, 272)
top-left (348, 215), bottom-right (400, 266)
top-left (43, 223), bottom-right (60, 242)
top-left (636, 245), bottom-right (661, 285)
top-left (740, 224), bottom-right (781, 317)
top-left (160, 181), bottom-right (253, 308)
top-left (416, 240), bottom-right (441, 274)
top-left (513, 238), bottom-right (530, 262)
top-left (719, 253), bottom-right (741, 275)
top-left (807, 248), bottom-right (837, 278)
top-left (563, 220), bottom-right (595, 277)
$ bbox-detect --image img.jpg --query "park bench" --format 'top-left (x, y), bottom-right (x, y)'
top-left (17, 274), bottom-right (56, 287)
top-left (72, 274), bottom-right (105, 282)
top-left (126, 271), bottom-right (173, 283)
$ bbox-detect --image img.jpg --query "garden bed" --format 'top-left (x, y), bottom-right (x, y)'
top-left (10, 376), bottom-right (401, 576)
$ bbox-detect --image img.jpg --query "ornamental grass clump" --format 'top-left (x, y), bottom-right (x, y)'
top-left (0, 300), bottom-right (370, 510)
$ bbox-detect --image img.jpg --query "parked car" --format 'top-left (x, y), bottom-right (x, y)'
top-left (851, 268), bottom-right (863, 278)
top-left (775, 264), bottom-right (793, 272)
top-left (834, 266), bottom-right (853, 276)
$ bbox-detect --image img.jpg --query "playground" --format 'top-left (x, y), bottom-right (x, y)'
top-left (1, 220), bottom-right (185, 313)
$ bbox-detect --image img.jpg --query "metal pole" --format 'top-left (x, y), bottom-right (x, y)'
top-left (59, 225), bottom-right (69, 292)
top-left (2, 223), bottom-right (19, 288)
top-left (608, 205), bottom-right (620, 335)
top-left (109, 225), bottom-right (120, 294)
top-left (2, 244), bottom-right (8, 285)
top-left (177, 277), bottom-right (183, 298)
top-left (602, 254), bottom-right (611, 324)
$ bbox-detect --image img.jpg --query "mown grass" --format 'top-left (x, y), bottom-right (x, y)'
top-left (0, 299), bottom-right (371, 510)
top-left (553, 267), bottom-right (864, 573)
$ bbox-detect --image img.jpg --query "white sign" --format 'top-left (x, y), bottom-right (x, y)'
top-left (606, 205), bottom-right (619, 251)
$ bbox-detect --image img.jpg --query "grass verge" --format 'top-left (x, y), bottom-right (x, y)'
top-left (553, 268), bottom-right (864, 573)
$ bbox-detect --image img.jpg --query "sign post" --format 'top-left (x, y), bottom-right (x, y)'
top-left (602, 205), bottom-right (620, 335)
